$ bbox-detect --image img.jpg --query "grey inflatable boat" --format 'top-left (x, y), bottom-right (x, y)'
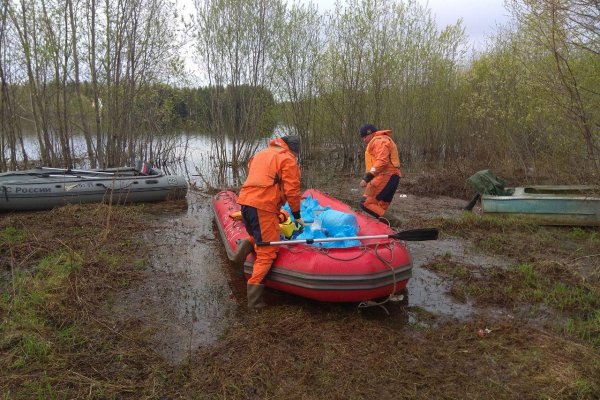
top-left (0, 165), bottom-right (188, 211)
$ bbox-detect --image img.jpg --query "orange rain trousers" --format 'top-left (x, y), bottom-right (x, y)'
top-left (241, 205), bottom-right (280, 284)
top-left (360, 173), bottom-right (400, 217)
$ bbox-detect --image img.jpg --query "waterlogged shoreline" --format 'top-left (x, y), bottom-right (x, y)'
top-left (1, 175), bottom-right (599, 398)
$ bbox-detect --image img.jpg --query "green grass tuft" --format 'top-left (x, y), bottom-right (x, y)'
top-left (1, 226), bottom-right (26, 243)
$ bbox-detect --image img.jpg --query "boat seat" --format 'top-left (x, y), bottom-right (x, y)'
top-left (135, 161), bottom-right (153, 176)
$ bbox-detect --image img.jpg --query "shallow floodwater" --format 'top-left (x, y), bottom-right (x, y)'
top-left (113, 192), bottom-right (239, 364)
top-left (118, 185), bottom-right (514, 364)
top-left (112, 133), bottom-right (513, 364)
top-left (406, 238), bottom-right (511, 319)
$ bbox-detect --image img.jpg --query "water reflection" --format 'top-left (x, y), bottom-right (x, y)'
top-left (114, 191), bottom-right (238, 365)
top-left (13, 130), bottom-right (361, 192)
top-left (23, 130), bottom-right (490, 363)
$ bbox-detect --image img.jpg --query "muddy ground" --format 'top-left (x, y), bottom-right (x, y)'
top-left (115, 174), bottom-right (512, 366)
top-left (1, 171), bottom-right (599, 399)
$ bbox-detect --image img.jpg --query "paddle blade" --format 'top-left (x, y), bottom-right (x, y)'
top-left (390, 228), bottom-right (439, 241)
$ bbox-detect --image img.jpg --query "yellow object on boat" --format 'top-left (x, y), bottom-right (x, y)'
top-left (229, 210), bottom-right (242, 220)
top-left (279, 216), bottom-right (295, 239)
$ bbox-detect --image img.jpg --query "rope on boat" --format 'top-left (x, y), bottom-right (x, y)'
top-left (357, 242), bottom-right (405, 315)
top-left (315, 246), bottom-right (369, 261)
top-left (222, 201), bottom-right (402, 265)
top-left (218, 195), bottom-right (408, 313)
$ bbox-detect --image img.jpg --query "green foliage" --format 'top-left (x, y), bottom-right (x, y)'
top-left (38, 252), bottom-right (82, 282)
top-left (567, 227), bottom-right (598, 241)
top-left (517, 263), bottom-right (536, 286)
top-left (306, 0), bottom-right (469, 164)
top-left (2, 0), bottom-right (599, 180)
top-left (565, 310), bottom-right (600, 347)
top-left (18, 336), bottom-right (52, 365)
top-left (0, 250), bottom-right (84, 374)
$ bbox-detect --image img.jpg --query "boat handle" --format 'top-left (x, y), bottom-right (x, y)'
top-left (96, 182), bottom-right (134, 189)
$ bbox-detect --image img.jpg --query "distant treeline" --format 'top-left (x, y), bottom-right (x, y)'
top-left (1, 0), bottom-right (598, 181)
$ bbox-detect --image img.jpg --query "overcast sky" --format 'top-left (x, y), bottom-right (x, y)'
top-left (309, 0), bottom-right (511, 49)
top-left (419, 0), bottom-right (510, 47)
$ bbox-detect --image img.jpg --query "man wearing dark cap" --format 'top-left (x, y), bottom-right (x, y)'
top-left (358, 124), bottom-right (402, 225)
top-left (234, 136), bottom-right (304, 309)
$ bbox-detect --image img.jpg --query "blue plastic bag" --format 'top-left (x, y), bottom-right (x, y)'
top-left (319, 209), bottom-right (358, 237)
top-left (283, 194), bottom-right (328, 224)
top-left (284, 196), bottom-right (360, 248)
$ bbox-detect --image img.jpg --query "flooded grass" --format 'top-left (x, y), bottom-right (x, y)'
top-left (1, 181), bottom-right (600, 398)
top-left (426, 213), bottom-right (600, 350)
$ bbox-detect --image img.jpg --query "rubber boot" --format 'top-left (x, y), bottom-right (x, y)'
top-left (247, 283), bottom-right (266, 310)
top-left (232, 238), bottom-right (253, 266)
top-left (379, 210), bottom-right (402, 228)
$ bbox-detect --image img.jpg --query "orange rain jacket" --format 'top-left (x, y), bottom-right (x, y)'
top-left (364, 130), bottom-right (402, 177)
top-left (237, 138), bottom-right (302, 215)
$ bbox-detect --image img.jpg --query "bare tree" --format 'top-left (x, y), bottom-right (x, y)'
top-left (271, 1), bottom-right (323, 156)
top-left (317, 0), bottom-right (466, 167)
top-left (194, 0), bottom-right (283, 175)
top-left (69, 0), bottom-right (95, 167)
top-left (510, 0), bottom-right (600, 174)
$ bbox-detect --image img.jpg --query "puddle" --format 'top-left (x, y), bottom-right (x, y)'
top-left (408, 267), bottom-right (475, 319)
top-left (113, 192), bottom-right (238, 365)
top-left (406, 238), bottom-right (513, 319)
top-left (409, 237), bottom-right (514, 270)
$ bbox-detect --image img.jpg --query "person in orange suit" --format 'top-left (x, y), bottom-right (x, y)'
top-left (358, 124), bottom-right (402, 225)
top-left (235, 136), bottom-right (304, 309)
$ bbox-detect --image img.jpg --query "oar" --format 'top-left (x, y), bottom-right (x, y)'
top-left (256, 228), bottom-right (439, 246)
top-left (39, 167), bottom-right (116, 175)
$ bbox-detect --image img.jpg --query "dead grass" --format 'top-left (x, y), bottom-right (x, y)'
top-left (401, 158), bottom-right (598, 200)
top-left (438, 214), bottom-right (600, 283)
top-left (0, 203), bottom-right (171, 398)
top-left (169, 305), bottom-right (600, 399)
top-left (1, 187), bottom-right (599, 399)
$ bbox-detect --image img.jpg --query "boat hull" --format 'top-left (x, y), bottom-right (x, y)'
top-left (482, 185), bottom-right (600, 226)
top-left (212, 189), bottom-right (412, 303)
top-left (0, 167), bottom-right (188, 211)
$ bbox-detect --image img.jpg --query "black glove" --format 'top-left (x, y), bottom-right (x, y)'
top-left (294, 218), bottom-right (305, 233)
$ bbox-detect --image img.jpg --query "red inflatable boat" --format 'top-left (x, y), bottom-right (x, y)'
top-left (212, 189), bottom-right (412, 303)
